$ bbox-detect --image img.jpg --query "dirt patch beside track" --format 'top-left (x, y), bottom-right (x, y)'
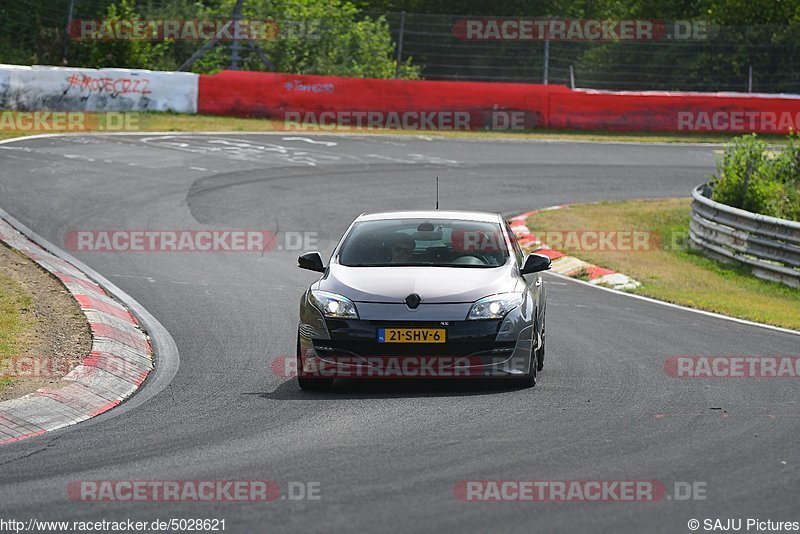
top-left (0, 243), bottom-right (91, 401)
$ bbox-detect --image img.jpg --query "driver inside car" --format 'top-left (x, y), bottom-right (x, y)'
top-left (389, 233), bottom-right (416, 263)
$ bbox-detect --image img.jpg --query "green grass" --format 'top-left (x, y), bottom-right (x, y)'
top-left (527, 198), bottom-right (800, 331)
top-left (0, 272), bottom-right (30, 356)
top-left (1, 111), bottom-right (790, 143)
top-left (0, 271), bottom-right (31, 392)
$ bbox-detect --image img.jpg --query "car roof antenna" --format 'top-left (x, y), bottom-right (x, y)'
top-left (435, 177), bottom-right (439, 209)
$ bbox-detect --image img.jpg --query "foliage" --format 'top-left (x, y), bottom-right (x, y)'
top-left (73, 0), bottom-right (170, 69)
top-left (711, 133), bottom-right (800, 221)
top-left (0, 0), bottom-right (797, 83)
top-left (0, 0), bottom-right (419, 79)
top-left (220, 0), bottom-right (419, 77)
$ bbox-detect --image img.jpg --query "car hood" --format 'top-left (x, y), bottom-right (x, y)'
top-left (317, 263), bottom-right (521, 304)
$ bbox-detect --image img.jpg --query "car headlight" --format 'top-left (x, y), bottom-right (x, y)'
top-left (466, 292), bottom-right (524, 320)
top-left (309, 290), bottom-right (359, 319)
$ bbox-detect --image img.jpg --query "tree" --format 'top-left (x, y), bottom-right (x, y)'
top-left (214, 0), bottom-right (419, 77)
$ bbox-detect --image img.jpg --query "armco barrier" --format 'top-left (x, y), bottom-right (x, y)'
top-left (690, 184), bottom-right (800, 288)
top-left (198, 71), bottom-right (800, 133)
top-left (0, 64), bottom-right (198, 113)
top-left (198, 71), bottom-right (571, 129)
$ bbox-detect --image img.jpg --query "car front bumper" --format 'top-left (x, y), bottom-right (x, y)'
top-left (298, 295), bottom-right (536, 379)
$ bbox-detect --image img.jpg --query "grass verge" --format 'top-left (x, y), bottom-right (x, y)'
top-left (526, 198), bottom-right (800, 331)
top-left (0, 243), bottom-right (92, 400)
top-left (0, 271), bottom-right (31, 393)
top-left (0, 111), bottom-right (790, 143)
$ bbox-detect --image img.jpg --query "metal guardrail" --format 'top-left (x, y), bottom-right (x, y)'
top-left (690, 184), bottom-right (800, 288)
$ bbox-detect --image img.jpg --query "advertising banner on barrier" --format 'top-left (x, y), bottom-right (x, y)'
top-left (0, 64), bottom-right (198, 113)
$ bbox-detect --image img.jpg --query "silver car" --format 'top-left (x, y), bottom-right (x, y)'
top-left (296, 210), bottom-right (550, 390)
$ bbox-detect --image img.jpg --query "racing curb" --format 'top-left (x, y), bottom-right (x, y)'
top-left (0, 217), bottom-right (153, 444)
top-left (509, 208), bottom-right (641, 291)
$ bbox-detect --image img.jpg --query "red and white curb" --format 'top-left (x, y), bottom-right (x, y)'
top-left (0, 218), bottom-right (153, 444)
top-left (509, 209), bottom-right (641, 291)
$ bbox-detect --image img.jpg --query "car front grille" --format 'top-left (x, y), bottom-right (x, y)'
top-left (313, 339), bottom-right (515, 358)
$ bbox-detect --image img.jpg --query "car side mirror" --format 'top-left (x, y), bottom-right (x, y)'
top-left (298, 251), bottom-right (326, 273)
top-left (520, 253), bottom-right (551, 274)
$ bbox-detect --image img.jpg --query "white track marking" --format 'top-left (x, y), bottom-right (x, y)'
top-left (281, 136), bottom-right (338, 146)
top-left (546, 271), bottom-right (800, 336)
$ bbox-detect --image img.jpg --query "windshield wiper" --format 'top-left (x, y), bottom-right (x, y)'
top-left (344, 262), bottom-right (494, 268)
top-left (345, 262), bottom-right (434, 267)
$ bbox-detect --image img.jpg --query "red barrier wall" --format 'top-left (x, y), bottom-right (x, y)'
top-left (198, 71), bottom-right (800, 134)
top-left (198, 71), bottom-right (570, 129)
top-left (548, 89), bottom-right (800, 133)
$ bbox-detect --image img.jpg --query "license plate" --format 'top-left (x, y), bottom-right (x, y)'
top-left (377, 328), bottom-right (446, 343)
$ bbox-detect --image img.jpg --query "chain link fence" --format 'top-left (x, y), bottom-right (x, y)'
top-left (1, 1), bottom-right (799, 93)
top-left (382, 12), bottom-right (800, 92)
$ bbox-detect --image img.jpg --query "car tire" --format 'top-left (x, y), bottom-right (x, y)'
top-left (536, 313), bottom-right (545, 372)
top-left (296, 331), bottom-right (333, 391)
top-left (514, 337), bottom-right (538, 388)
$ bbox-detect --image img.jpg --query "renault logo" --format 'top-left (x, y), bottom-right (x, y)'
top-left (405, 293), bottom-right (422, 309)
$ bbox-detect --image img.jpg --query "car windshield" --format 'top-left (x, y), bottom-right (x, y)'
top-left (338, 218), bottom-right (510, 268)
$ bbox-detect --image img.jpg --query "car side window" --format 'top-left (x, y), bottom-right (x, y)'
top-left (505, 222), bottom-right (525, 267)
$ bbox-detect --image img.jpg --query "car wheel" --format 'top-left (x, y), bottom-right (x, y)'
top-left (536, 313), bottom-right (545, 372)
top-left (296, 331), bottom-right (333, 391)
top-left (514, 336), bottom-right (538, 388)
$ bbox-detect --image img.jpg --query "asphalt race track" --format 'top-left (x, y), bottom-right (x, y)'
top-left (0, 133), bottom-right (798, 533)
